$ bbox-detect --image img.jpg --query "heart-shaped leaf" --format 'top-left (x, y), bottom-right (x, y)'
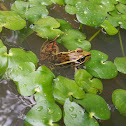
top-left (112, 89), bottom-right (126, 117)
top-left (25, 5), bottom-right (49, 23)
top-left (57, 29), bottom-right (91, 51)
top-left (33, 16), bottom-right (64, 39)
top-left (75, 1), bottom-right (107, 27)
top-left (0, 11), bottom-right (26, 31)
top-left (64, 98), bottom-right (99, 126)
top-left (53, 75), bottom-right (85, 105)
top-left (0, 40), bottom-right (7, 77)
top-left (101, 20), bottom-right (118, 35)
top-left (74, 69), bottom-right (103, 94)
top-left (56, 19), bottom-right (72, 32)
top-left (114, 57), bottom-right (126, 74)
top-left (74, 93), bottom-right (111, 120)
top-left (85, 50), bottom-right (118, 79)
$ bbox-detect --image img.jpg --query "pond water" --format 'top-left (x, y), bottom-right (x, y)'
top-left (0, 0), bottom-right (126, 126)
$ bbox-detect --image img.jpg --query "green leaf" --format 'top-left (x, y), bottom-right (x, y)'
top-left (11, 1), bottom-right (29, 19)
top-left (33, 16), bottom-right (64, 39)
top-left (56, 18), bottom-right (72, 32)
top-left (0, 11), bottom-right (26, 30)
top-left (25, 5), bottom-right (49, 23)
top-left (76, 1), bottom-right (107, 26)
top-left (112, 89), bottom-right (126, 117)
top-left (85, 50), bottom-right (118, 79)
top-left (24, 100), bottom-right (62, 126)
top-left (116, 3), bottom-right (126, 14)
top-left (53, 75), bottom-right (85, 105)
top-left (7, 48), bottom-right (38, 68)
top-left (116, 0), bottom-right (126, 4)
top-left (64, 98), bottom-right (99, 126)
top-left (101, 20), bottom-right (118, 35)
top-left (114, 57), bottom-right (126, 74)
top-left (0, 40), bottom-right (7, 77)
top-left (52, 0), bottom-right (65, 5)
top-left (64, 0), bottom-right (78, 5)
top-left (74, 69), bottom-right (103, 94)
top-left (65, 5), bottom-right (77, 14)
top-left (28, 0), bottom-right (53, 5)
top-left (74, 93), bottom-right (111, 120)
top-left (58, 29), bottom-right (91, 51)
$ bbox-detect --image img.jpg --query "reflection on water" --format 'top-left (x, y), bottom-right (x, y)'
top-left (0, 80), bottom-right (35, 126)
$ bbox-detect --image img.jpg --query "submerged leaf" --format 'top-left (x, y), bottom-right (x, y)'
top-left (64, 98), bottom-right (99, 126)
top-left (114, 57), bottom-right (126, 74)
top-left (74, 93), bottom-right (111, 120)
top-left (112, 89), bottom-right (126, 117)
top-left (53, 76), bottom-right (85, 105)
top-left (74, 69), bottom-right (103, 94)
top-left (85, 50), bottom-right (118, 79)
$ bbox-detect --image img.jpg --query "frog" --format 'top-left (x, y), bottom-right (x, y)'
top-left (40, 36), bottom-right (91, 69)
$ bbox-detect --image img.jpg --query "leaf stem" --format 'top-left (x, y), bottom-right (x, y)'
top-left (118, 30), bottom-right (125, 57)
top-left (79, 23), bottom-right (83, 32)
top-left (88, 28), bottom-right (101, 42)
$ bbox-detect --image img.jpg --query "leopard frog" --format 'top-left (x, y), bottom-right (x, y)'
top-left (40, 38), bottom-right (91, 68)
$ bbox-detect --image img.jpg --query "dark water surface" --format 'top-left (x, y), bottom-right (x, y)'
top-left (0, 0), bottom-right (126, 126)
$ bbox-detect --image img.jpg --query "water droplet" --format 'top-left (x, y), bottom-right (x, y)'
top-left (47, 107), bottom-right (54, 114)
top-left (71, 114), bottom-right (77, 118)
top-left (69, 107), bottom-right (74, 112)
top-left (36, 106), bottom-right (43, 111)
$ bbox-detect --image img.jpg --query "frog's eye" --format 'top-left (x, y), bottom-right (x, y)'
top-left (77, 56), bottom-right (86, 63)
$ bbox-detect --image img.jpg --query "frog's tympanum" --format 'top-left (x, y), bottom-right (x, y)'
top-left (40, 38), bottom-right (91, 69)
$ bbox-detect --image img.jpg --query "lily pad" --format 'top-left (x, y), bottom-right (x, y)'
top-left (116, 0), bottom-right (126, 4)
top-left (74, 93), bottom-right (111, 120)
top-left (114, 57), bottom-right (126, 74)
top-left (74, 69), bottom-right (103, 94)
top-left (33, 16), bottom-right (64, 39)
top-left (65, 5), bottom-right (77, 14)
top-left (25, 5), bottom-right (49, 23)
top-left (75, 1), bottom-right (107, 27)
top-left (85, 50), bottom-right (118, 79)
top-left (101, 20), bottom-right (118, 35)
top-left (116, 3), bottom-right (126, 14)
top-left (52, 0), bottom-right (65, 5)
top-left (53, 75), bottom-right (85, 105)
top-left (0, 11), bottom-right (26, 31)
top-left (56, 19), bottom-right (72, 32)
top-left (64, 98), bottom-right (99, 126)
top-left (0, 40), bottom-right (7, 77)
top-left (24, 100), bottom-right (62, 126)
top-left (57, 29), bottom-right (91, 51)
top-left (112, 89), bottom-right (126, 117)
top-left (11, 1), bottom-right (29, 19)
top-left (28, 0), bottom-right (53, 5)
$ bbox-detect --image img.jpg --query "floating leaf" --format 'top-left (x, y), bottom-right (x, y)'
top-left (101, 20), bottom-right (118, 35)
top-left (53, 76), bottom-right (85, 105)
top-left (112, 89), bottom-right (126, 117)
top-left (56, 18), bottom-right (72, 32)
top-left (0, 40), bottom-right (7, 77)
top-left (57, 29), bottom-right (91, 51)
top-left (65, 5), bottom-right (77, 14)
top-left (85, 50), bottom-right (118, 79)
top-left (117, 0), bottom-right (126, 4)
top-left (74, 93), bottom-right (111, 120)
top-left (28, 0), bottom-right (53, 5)
top-left (114, 57), bottom-right (126, 74)
top-left (33, 16), bottom-right (64, 39)
top-left (64, 98), bottom-right (99, 126)
top-left (64, 0), bottom-right (78, 5)
top-left (24, 100), bottom-right (62, 126)
top-left (0, 11), bottom-right (26, 31)
top-left (116, 4), bottom-right (126, 14)
top-left (74, 69), bottom-right (103, 94)
top-left (75, 1), bottom-right (107, 27)
top-left (25, 5), bottom-right (49, 23)
top-left (52, 0), bottom-right (65, 5)
top-left (11, 1), bottom-right (29, 19)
